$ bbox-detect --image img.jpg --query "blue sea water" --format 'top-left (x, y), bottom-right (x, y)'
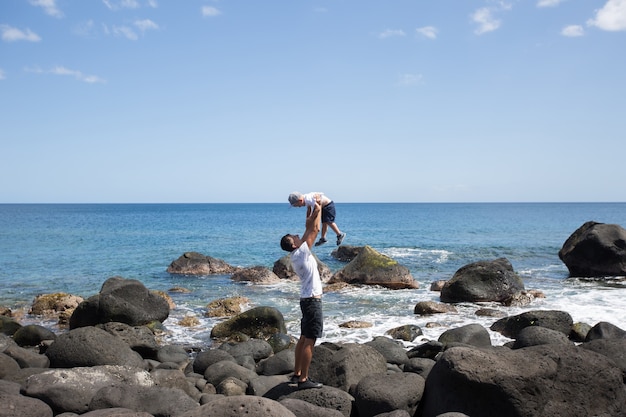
top-left (1, 203), bottom-right (625, 347)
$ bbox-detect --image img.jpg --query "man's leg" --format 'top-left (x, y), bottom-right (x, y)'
top-left (297, 336), bottom-right (317, 382)
top-left (293, 335), bottom-right (305, 378)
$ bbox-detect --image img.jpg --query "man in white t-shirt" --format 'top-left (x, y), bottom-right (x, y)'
top-left (280, 201), bottom-right (324, 390)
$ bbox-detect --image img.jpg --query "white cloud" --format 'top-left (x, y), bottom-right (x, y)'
top-left (0, 69), bottom-right (5, 80)
top-left (378, 29), bottom-right (406, 39)
top-left (416, 26), bottom-right (438, 39)
top-left (147, 0), bottom-right (158, 7)
top-left (397, 73), bottom-right (423, 86)
top-left (29, 0), bottom-right (63, 18)
top-left (0, 25), bottom-right (41, 42)
top-left (537, 0), bottom-right (564, 7)
top-left (202, 6), bottom-right (221, 17)
top-left (135, 19), bottom-right (158, 32)
top-left (471, 2), bottom-right (513, 35)
top-left (27, 66), bottom-right (106, 83)
top-left (113, 25), bottom-right (138, 40)
top-left (74, 20), bottom-right (96, 37)
top-left (561, 25), bottom-right (584, 37)
top-left (103, 0), bottom-right (140, 11)
top-left (587, 0), bottom-right (626, 31)
top-left (471, 7), bottom-right (501, 35)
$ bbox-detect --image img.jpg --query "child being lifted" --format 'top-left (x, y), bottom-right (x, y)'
top-left (288, 192), bottom-right (346, 246)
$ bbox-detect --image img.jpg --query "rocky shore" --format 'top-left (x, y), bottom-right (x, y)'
top-left (2, 274), bottom-right (626, 417)
top-left (2, 221), bottom-right (626, 417)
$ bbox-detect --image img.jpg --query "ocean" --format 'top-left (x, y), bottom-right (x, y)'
top-left (1, 202), bottom-right (625, 348)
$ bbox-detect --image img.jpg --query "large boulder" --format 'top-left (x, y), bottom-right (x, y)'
top-left (328, 246), bottom-right (419, 290)
top-left (210, 306), bottom-right (287, 339)
top-left (12, 324), bottom-right (56, 347)
top-left (89, 384), bottom-right (199, 416)
top-left (331, 245), bottom-right (364, 262)
top-left (438, 323), bottom-right (492, 348)
top-left (23, 365), bottom-right (154, 415)
top-left (167, 251), bottom-right (239, 275)
top-left (97, 322), bottom-right (160, 359)
top-left (421, 344), bottom-right (626, 417)
top-left (440, 258), bottom-right (525, 303)
top-left (490, 310), bottom-right (573, 339)
top-left (231, 266), bottom-right (281, 284)
top-left (192, 349), bottom-right (237, 374)
top-left (280, 398), bottom-right (345, 417)
top-left (45, 326), bottom-right (144, 368)
top-left (2, 344), bottom-right (50, 368)
top-left (584, 321), bottom-right (626, 341)
top-left (364, 336), bottom-right (410, 365)
top-left (353, 372), bottom-right (425, 417)
top-left (0, 389), bottom-right (53, 417)
top-left (559, 221), bottom-right (626, 277)
top-left (279, 385), bottom-right (355, 417)
top-left (0, 315), bottom-right (22, 336)
top-left (309, 342), bottom-right (387, 392)
top-left (29, 292), bottom-right (83, 326)
top-left (203, 360), bottom-right (258, 387)
top-left (0, 352), bottom-right (21, 378)
top-left (220, 338), bottom-right (274, 362)
top-left (511, 325), bottom-right (573, 349)
top-left (69, 276), bottom-right (170, 328)
top-left (178, 395), bottom-right (296, 417)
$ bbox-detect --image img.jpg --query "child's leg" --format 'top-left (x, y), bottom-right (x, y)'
top-left (321, 223), bottom-right (329, 239)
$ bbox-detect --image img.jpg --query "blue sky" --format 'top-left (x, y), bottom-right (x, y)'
top-left (1, 0), bottom-right (625, 203)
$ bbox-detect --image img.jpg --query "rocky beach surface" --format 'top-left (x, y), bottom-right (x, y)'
top-left (2, 221), bottom-right (626, 417)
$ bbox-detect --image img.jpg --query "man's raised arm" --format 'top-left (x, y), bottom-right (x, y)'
top-left (302, 202), bottom-right (321, 249)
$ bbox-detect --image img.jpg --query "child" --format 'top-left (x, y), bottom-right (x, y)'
top-left (288, 192), bottom-right (346, 246)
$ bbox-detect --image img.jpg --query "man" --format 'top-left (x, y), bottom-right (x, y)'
top-left (280, 201), bottom-right (324, 389)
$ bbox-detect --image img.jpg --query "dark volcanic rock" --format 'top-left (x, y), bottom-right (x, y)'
top-left (559, 221), bottom-right (626, 277)
top-left (421, 344), bottom-right (626, 417)
top-left (231, 266), bottom-right (281, 284)
top-left (490, 310), bottom-right (573, 339)
top-left (45, 326), bottom-right (144, 368)
top-left (210, 306), bottom-right (287, 339)
top-left (167, 251), bottom-right (238, 275)
top-left (69, 276), bottom-right (170, 328)
top-left (329, 246), bottom-right (418, 290)
top-left (440, 258), bottom-right (525, 303)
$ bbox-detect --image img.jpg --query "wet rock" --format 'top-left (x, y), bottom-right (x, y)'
top-left (210, 306), bottom-right (286, 339)
top-left (167, 251), bottom-right (239, 275)
top-left (231, 266), bottom-right (281, 284)
top-left (440, 258), bottom-right (525, 303)
top-left (205, 297), bottom-right (249, 318)
top-left (414, 301), bottom-right (457, 315)
top-left (329, 246), bottom-right (418, 290)
top-left (69, 277), bottom-right (170, 329)
top-left (559, 221), bottom-right (626, 277)
top-left (385, 324), bottom-right (423, 342)
top-left (490, 310), bottom-right (573, 339)
top-left (438, 323), bottom-right (492, 348)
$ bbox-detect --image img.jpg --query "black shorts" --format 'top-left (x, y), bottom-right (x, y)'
top-left (300, 297), bottom-right (323, 339)
top-left (321, 201), bottom-right (336, 224)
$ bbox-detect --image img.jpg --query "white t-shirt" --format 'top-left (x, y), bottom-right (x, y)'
top-left (302, 192), bottom-right (320, 208)
top-left (290, 242), bottom-right (322, 298)
top-left (302, 192), bottom-right (331, 209)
